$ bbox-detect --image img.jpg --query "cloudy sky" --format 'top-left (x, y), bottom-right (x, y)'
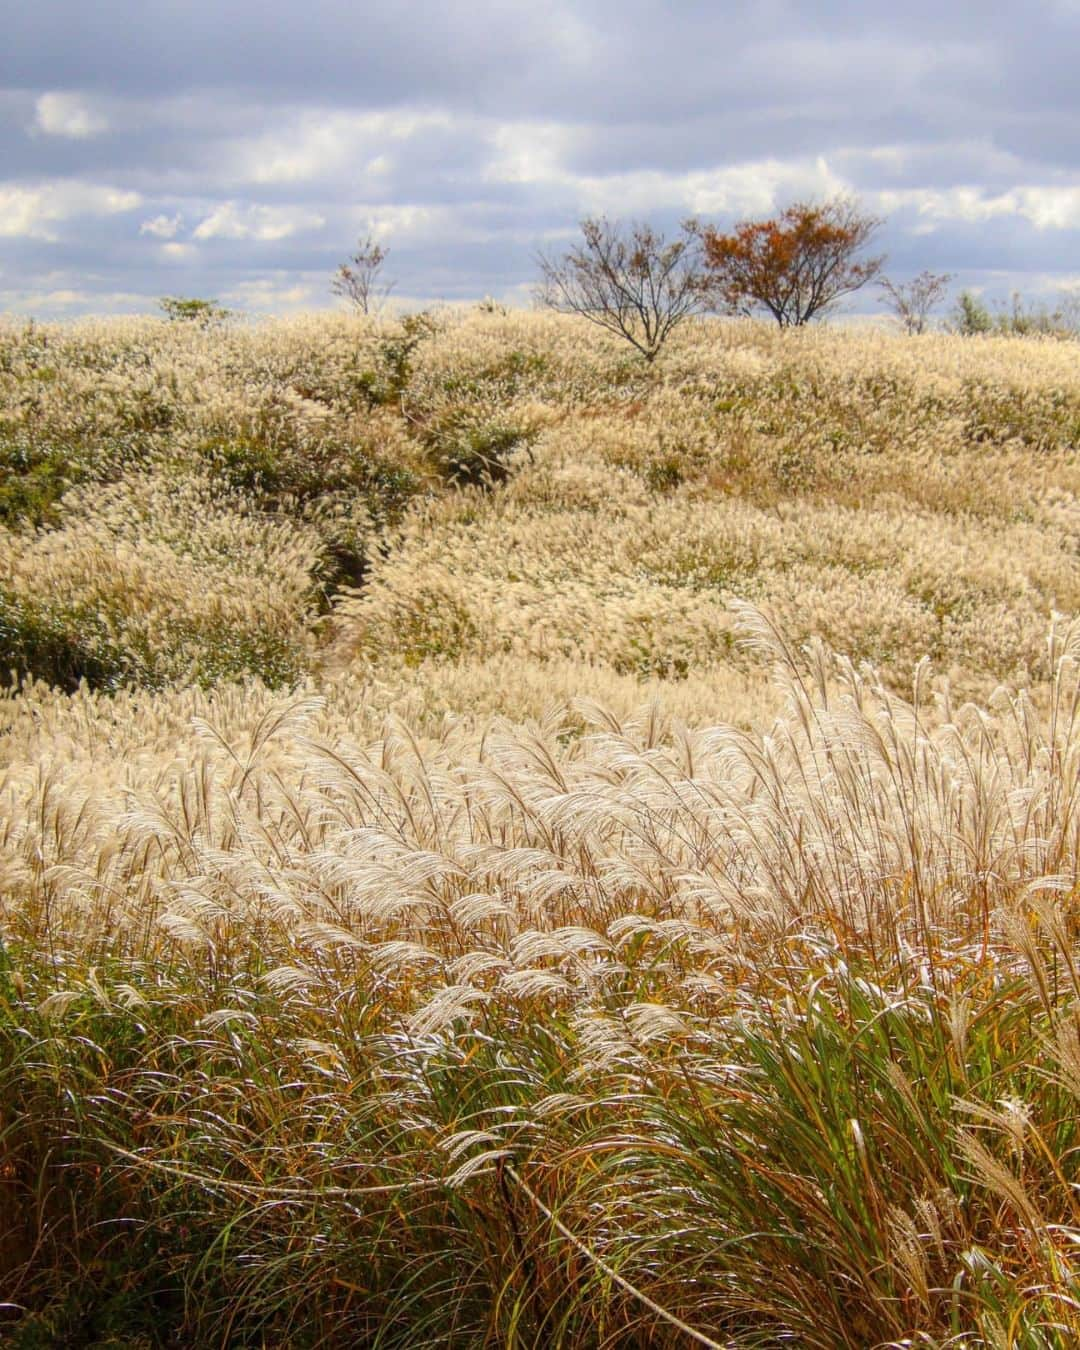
top-left (3, 0), bottom-right (1080, 318)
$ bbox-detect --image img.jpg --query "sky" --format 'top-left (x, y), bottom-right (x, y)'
top-left (3, 0), bottom-right (1080, 319)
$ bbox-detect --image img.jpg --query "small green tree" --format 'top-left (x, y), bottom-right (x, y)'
top-left (950, 291), bottom-right (993, 336)
top-left (158, 296), bottom-right (232, 327)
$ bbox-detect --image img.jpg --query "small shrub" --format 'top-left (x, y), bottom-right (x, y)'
top-left (345, 312), bottom-right (440, 409)
top-left (644, 456), bottom-right (685, 493)
top-left (950, 291), bottom-right (993, 335)
top-left (992, 290), bottom-right (1079, 338)
top-left (0, 443), bottom-right (76, 528)
top-left (438, 349), bottom-right (552, 402)
top-left (422, 413), bottom-right (538, 487)
top-left (0, 591), bottom-right (133, 691)
top-left (379, 312), bottom-right (438, 399)
top-left (397, 589), bottom-right (479, 663)
top-left (158, 296), bottom-right (233, 327)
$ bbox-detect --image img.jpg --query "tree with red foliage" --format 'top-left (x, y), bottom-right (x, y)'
top-left (698, 197), bottom-right (885, 327)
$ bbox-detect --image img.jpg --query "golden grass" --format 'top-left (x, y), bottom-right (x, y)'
top-left (2, 309), bottom-right (1080, 1344)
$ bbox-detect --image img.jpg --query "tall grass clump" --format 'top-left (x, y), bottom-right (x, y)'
top-left (0, 474), bottom-right (322, 690)
top-left (2, 606), bottom-right (1080, 1344)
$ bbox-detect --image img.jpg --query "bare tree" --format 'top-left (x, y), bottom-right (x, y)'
top-left (332, 235), bottom-right (394, 315)
top-left (698, 196), bottom-right (884, 327)
top-left (536, 218), bottom-right (707, 363)
top-left (879, 270), bottom-right (952, 335)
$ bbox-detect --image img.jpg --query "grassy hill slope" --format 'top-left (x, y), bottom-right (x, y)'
top-left (2, 311), bottom-right (1080, 1345)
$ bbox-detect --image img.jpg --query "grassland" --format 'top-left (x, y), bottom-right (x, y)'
top-left (2, 309), bottom-right (1080, 1346)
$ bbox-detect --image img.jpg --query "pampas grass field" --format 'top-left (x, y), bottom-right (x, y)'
top-left (3, 308), bottom-right (1080, 1345)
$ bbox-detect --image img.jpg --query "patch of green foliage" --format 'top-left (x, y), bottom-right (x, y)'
top-left (350, 312), bottom-right (440, 408)
top-left (419, 411), bottom-right (539, 487)
top-left (0, 590), bottom-right (308, 693)
top-left (158, 296), bottom-right (233, 328)
top-left (0, 440), bottom-right (78, 528)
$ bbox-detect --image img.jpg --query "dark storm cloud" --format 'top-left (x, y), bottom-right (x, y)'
top-left (2, 0), bottom-right (1080, 314)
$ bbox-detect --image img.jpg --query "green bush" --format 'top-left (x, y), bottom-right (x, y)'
top-left (0, 589), bottom-right (308, 693)
top-left (421, 412), bottom-right (538, 487)
top-left (349, 312), bottom-right (440, 408)
top-left (951, 291), bottom-right (993, 336)
top-left (0, 591), bottom-right (133, 692)
top-left (0, 443), bottom-right (76, 528)
top-left (158, 296), bottom-right (233, 328)
top-left (993, 290), bottom-right (1079, 338)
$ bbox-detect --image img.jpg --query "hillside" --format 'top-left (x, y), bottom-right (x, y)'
top-left (2, 310), bottom-right (1080, 1346)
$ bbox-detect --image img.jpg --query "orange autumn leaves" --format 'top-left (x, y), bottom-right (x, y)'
top-left (699, 196), bottom-right (885, 328)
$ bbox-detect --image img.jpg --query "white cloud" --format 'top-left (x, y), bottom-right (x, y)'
top-left (161, 241), bottom-right (197, 260)
top-left (487, 122), bottom-right (578, 185)
top-left (356, 203), bottom-right (446, 241)
top-left (0, 286), bottom-right (146, 315)
top-left (561, 156), bottom-right (849, 220)
top-left (221, 278), bottom-right (316, 309)
top-left (878, 184), bottom-right (1080, 230)
top-left (484, 122), bottom-right (851, 219)
top-left (341, 201), bottom-right (500, 247)
top-left (139, 212), bottom-right (183, 238)
top-left (1014, 186), bottom-right (1080, 229)
top-left (34, 92), bottom-right (109, 139)
top-left (877, 186), bottom-right (1019, 224)
top-left (229, 109), bottom-right (452, 186)
top-left (192, 201), bottom-right (325, 241)
top-left (684, 157), bottom-right (849, 217)
top-left (0, 182), bottom-right (142, 239)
